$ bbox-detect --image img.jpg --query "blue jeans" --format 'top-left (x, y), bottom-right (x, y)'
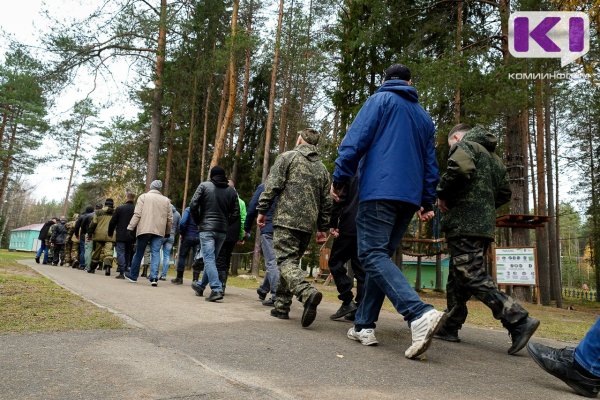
top-left (160, 237), bottom-right (175, 278)
top-left (575, 317), bottom-right (600, 377)
top-left (258, 233), bottom-right (279, 298)
top-left (36, 241), bottom-right (49, 263)
top-left (354, 200), bottom-right (433, 330)
top-left (78, 240), bottom-right (86, 267)
top-left (197, 231), bottom-right (226, 292)
top-left (129, 234), bottom-right (163, 280)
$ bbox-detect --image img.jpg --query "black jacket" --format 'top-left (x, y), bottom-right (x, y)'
top-left (38, 220), bottom-right (55, 240)
top-left (330, 175), bottom-right (359, 237)
top-left (51, 222), bottom-right (68, 245)
top-left (190, 180), bottom-right (240, 234)
top-left (75, 212), bottom-right (94, 238)
top-left (108, 201), bottom-right (135, 242)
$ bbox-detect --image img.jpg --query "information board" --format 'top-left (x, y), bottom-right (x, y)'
top-left (495, 247), bottom-right (536, 286)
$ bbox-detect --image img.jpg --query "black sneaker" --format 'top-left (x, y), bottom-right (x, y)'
top-left (191, 282), bottom-right (205, 297)
top-left (262, 298), bottom-right (275, 307)
top-left (256, 288), bottom-right (267, 301)
top-left (508, 317), bottom-right (540, 355)
top-left (159, 276), bottom-right (167, 281)
top-left (35, 257), bottom-right (40, 264)
top-left (171, 277), bottom-right (183, 285)
top-left (87, 268), bottom-right (95, 274)
top-left (205, 290), bottom-right (224, 302)
top-left (105, 267), bottom-right (111, 276)
top-left (434, 326), bottom-right (461, 343)
top-left (124, 273), bottom-right (137, 283)
top-left (115, 274), bottom-right (125, 280)
top-left (301, 291), bottom-right (322, 328)
top-left (527, 342), bottom-right (600, 398)
top-left (151, 278), bottom-right (158, 287)
top-left (330, 302), bottom-right (357, 320)
top-left (270, 308), bottom-right (289, 320)
top-left (344, 311), bottom-right (356, 321)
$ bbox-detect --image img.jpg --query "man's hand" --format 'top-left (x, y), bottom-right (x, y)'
top-left (330, 184), bottom-right (341, 202)
top-left (329, 228), bottom-right (340, 238)
top-left (257, 214), bottom-right (266, 229)
top-left (437, 198), bottom-right (449, 213)
top-left (316, 231), bottom-right (328, 244)
top-left (416, 207), bottom-right (435, 222)
top-left (127, 230), bottom-right (136, 240)
top-left (164, 234), bottom-right (170, 239)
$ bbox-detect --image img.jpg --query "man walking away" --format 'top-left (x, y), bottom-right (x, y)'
top-left (50, 217), bottom-right (68, 266)
top-left (126, 180), bottom-right (173, 286)
top-left (74, 206), bottom-right (94, 269)
top-left (258, 128), bottom-right (332, 328)
top-left (332, 64), bottom-right (445, 359)
top-left (109, 192), bottom-right (136, 279)
top-left (190, 166), bottom-right (239, 302)
top-left (35, 218), bottom-right (56, 264)
top-left (245, 183), bottom-right (279, 306)
top-left (159, 204), bottom-right (181, 280)
top-left (328, 175), bottom-right (365, 321)
top-left (172, 206), bottom-right (200, 285)
top-left (435, 124), bottom-right (539, 354)
top-left (87, 199), bottom-right (116, 275)
top-left (65, 214), bottom-right (79, 268)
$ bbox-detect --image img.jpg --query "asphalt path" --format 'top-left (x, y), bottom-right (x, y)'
top-left (0, 259), bottom-right (583, 400)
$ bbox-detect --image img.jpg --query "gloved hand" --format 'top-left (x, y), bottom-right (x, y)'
top-left (127, 230), bottom-right (136, 240)
top-left (164, 234), bottom-right (170, 239)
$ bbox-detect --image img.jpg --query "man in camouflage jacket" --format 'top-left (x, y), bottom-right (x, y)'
top-left (64, 214), bottom-right (79, 268)
top-left (257, 128), bottom-right (332, 328)
top-left (87, 198), bottom-right (116, 276)
top-left (436, 124), bottom-right (539, 355)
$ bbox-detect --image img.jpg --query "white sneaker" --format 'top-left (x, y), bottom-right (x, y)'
top-left (347, 327), bottom-right (378, 346)
top-left (404, 309), bottom-right (446, 359)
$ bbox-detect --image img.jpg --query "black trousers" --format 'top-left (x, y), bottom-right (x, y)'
top-left (216, 240), bottom-right (237, 290)
top-left (445, 237), bottom-right (528, 332)
top-left (328, 234), bottom-right (365, 304)
top-left (176, 237), bottom-right (200, 272)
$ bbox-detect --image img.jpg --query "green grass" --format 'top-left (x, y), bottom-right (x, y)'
top-left (0, 250), bottom-right (125, 333)
top-left (222, 267), bottom-right (598, 342)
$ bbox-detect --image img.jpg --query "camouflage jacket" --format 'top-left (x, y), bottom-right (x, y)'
top-left (66, 219), bottom-right (79, 244)
top-left (87, 206), bottom-right (116, 242)
top-left (437, 126), bottom-right (511, 240)
top-left (258, 143), bottom-right (332, 234)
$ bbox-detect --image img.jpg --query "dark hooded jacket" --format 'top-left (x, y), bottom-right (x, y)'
top-left (38, 220), bottom-right (55, 240)
top-left (50, 221), bottom-right (68, 245)
top-left (257, 143), bottom-right (332, 233)
top-left (437, 126), bottom-right (512, 240)
top-left (245, 183), bottom-right (278, 235)
top-left (108, 200), bottom-right (135, 242)
top-left (189, 178), bottom-right (240, 234)
top-left (333, 80), bottom-right (438, 209)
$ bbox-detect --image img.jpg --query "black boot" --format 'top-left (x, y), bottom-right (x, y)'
top-left (141, 265), bottom-right (148, 278)
top-left (508, 317), bottom-right (540, 355)
top-left (192, 271), bottom-right (200, 282)
top-left (104, 264), bottom-right (111, 276)
top-left (218, 270), bottom-right (228, 295)
top-left (171, 270), bottom-right (184, 285)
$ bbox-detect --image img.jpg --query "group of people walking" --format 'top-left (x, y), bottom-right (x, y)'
top-left (35, 63), bottom-right (599, 397)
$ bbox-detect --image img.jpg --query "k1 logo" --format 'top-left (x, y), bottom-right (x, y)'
top-left (509, 12), bottom-right (589, 67)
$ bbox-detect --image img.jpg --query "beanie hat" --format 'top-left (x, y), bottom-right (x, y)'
top-left (300, 128), bottom-right (320, 145)
top-left (104, 198), bottom-right (114, 208)
top-left (210, 166), bottom-right (226, 179)
top-left (85, 206), bottom-right (94, 213)
top-left (150, 180), bottom-right (163, 191)
top-left (384, 64), bottom-right (411, 82)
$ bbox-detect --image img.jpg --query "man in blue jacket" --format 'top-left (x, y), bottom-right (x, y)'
top-left (171, 206), bottom-right (200, 285)
top-left (331, 64), bottom-right (446, 360)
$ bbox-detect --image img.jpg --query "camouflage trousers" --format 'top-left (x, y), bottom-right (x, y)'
top-left (273, 227), bottom-right (318, 313)
top-left (445, 237), bottom-right (528, 332)
top-left (64, 240), bottom-right (79, 266)
top-left (91, 241), bottom-right (114, 268)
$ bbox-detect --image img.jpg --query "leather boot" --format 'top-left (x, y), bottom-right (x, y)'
top-left (104, 264), bottom-right (111, 276)
top-left (171, 270), bottom-right (184, 285)
top-left (192, 271), bottom-right (200, 282)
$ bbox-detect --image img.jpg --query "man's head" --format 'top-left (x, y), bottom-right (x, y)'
top-left (228, 179), bottom-right (235, 189)
top-left (210, 166), bottom-right (226, 179)
top-left (384, 64), bottom-right (412, 83)
top-left (297, 128), bottom-right (320, 146)
top-left (51, 217), bottom-right (57, 223)
top-left (104, 198), bottom-right (114, 208)
top-left (150, 180), bottom-right (162, 191)
top-left (59, 216), bottom-right (67, 223)
top-left (85, 205), bottom-right (94, 214)
top-left (126, 192), bottom-right (135, 201)
top-left (95, 203), bottom-right (103, 210)
top-left (447, 123), bottom-right (472, 147)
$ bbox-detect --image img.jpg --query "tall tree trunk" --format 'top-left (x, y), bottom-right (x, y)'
top-left (201, 77), bottom-right (214, 181)
top-left (588, 107), bottom-right (600, 298)
top-left (62, 115), bottom-right (89, 215)
top-left (298, 0), bottom-right (313, 121)
top-left (211, 0), bottom-right (240, 168)
top-left (529, 111), bottom-right (537, 214)
top-left (231, 0), bottom-right (255, 184)
top-left (0, 105), bottom-right (10, 150)
top-left (163, 117), bottom-right (175, 197)
top-left (146, 0), bottom-right (168, 190)
top-left (554, 94), bottom-right (561, 297)
top-left (253, 0), bottom-right (284, 277)
top-left (277, 0), bottom-right (295, 155)
top-left (544, 83), bottom-right (561, 306)
top-left (0, 111), bottom-right (20, 206)
top-left (535, 78), bottom-right (550, 305)
top-left (182, 51), bottom-right (201, 211)
top-left (453, 0), bottom-right (463, 123)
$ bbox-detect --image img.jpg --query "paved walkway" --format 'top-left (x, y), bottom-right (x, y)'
top-left (0, 260), bottom-right (581, 399)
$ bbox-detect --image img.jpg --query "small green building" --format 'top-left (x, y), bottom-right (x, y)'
top-left (9, 223), bottom-right (43, 252)
top-left (401, 255), bottom-right (450, 290)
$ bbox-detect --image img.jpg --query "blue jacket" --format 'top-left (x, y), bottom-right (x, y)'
top-left (333, 80), bottom-right (439, 208)
top-left (245, 183), bottom-right (277, 235)
top-left (179, 207), bottom-right (199, 240)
